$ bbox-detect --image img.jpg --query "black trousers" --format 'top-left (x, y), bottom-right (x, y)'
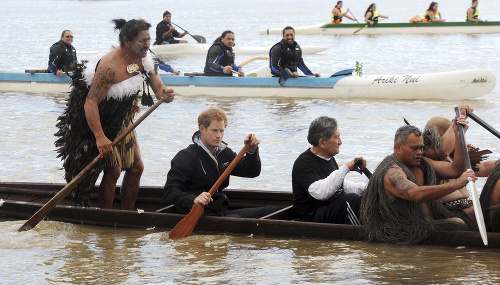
top-left (226, 206), bottom-right (280, 219)
top-left (312, 193), bottom-right (361, 225)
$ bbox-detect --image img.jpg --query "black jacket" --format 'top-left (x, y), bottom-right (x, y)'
top-left (164, 131), bottom-right (261, 215)
top-left (203, 41), bottom-right (241, 76)
top-left (47, 40), bottom-right (77, 74)
top-left (269, 39), bottom-right (312, 76)
top-left (155, 21), bottom-right (180, 45)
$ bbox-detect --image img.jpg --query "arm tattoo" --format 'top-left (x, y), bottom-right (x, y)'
top-left (87, 67), bottom-right (116, 102)
top-left (387, 167), bottom-right (417, 197)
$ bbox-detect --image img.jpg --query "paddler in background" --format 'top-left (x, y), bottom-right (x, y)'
top-left (154, 11), bottom-right (189, 45)
top-left (203, 30), bottom-right (244, 77)
top-left (466, 0), bottom-right (481, 22)
top-left (364, 3), bottom-right (388, 26)
top-left (269, 26), bottom-right (320, 78)
top-left (331, 1), bottom-right (356, 24)
top-left (47, 30), bottom-right (77, 77)
top-left (422, 2), bottom-right (446, 23)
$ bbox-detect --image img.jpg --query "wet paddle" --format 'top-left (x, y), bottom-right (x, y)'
top-left (171, 22), bottom-right (206, 43)
top-left (18, 99), bottom-right (166, 232)
top-left (168, 137), bottom-right (252, 240)
top-left (454, 107), bottom-right (488, 246)
top-left (354, 158), bottom-right (372, 179)
top-left (467, 112), bottom-right (500, 140)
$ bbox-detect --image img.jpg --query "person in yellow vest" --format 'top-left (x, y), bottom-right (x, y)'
top-left (364, 3), bottom-right (388, 25)
top-left (422, 2), bottom-right (446, 23)
top-left (466, 0), bottom-right (481, 22)
top-left (331, 1), bottom-right (356, 24)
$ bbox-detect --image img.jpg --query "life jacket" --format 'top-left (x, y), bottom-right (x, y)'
top-left (466, 7), bottom-right (479, 21)
top-left (332, 7), bottom-right (343, 24)
top-left (422, 10), bottom-right (439, 23)
top-left (369, 10), bottom-right (380, 23)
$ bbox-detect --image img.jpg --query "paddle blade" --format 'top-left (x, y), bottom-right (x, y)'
top-left (191, 35), bottom-right (206, 43)
top-left (353, 25), bottom-right (368, 34)
top-left (168, 204), bottom-right (205, 240)
top-left (279, 68), bottom-right (293, 85)
top-left (469, 181), bottom-right (488, 246)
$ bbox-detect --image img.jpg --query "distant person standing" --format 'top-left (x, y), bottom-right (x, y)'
top-left (47, 30), bottom-right (77, 77)
top-left (269, 26), bottom-right (319, 78)
top-left (331, 1), bottom-right (356, 24)
top-left (466, 0), bottom-right (481, 22)
top-left (203, 30), bottom-right (244, 77)
top-left (155, 11), bottom-right (188, 45)
top-left (364, 3), bottom-right (388, 25)
top-left (422, 2), bottom-right (446, 23)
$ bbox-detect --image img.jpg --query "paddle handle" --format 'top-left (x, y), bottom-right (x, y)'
top-left (454, 107), bottom-right (488, 246)
top-left (354, 158), bottom-right (372, 179)
top-left (168, 136), bottom-right (252, 240)
top-left (171, 22), bottom-right (200, 42)
top-left (18, 99), bottom-right (165, 231)
top-left (208, 137), bottom-right (252, 196)
top-left (468, 112), bottom-right (500, 140)
top-left (455, 107), bottom-right (472, 169)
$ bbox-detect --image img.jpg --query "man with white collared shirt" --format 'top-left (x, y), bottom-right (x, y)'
top-left (292, 116), bottom-right (368, 225)
top-left (164, 108), bottom-right (278, 218)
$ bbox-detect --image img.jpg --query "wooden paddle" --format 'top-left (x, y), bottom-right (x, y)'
top-left (467, 112), bottom-right (500, 140)
top-left (168, 137), bottom-right (252, 240)
top-left (18, 99), bottom-right (166, 232)
top-left (454, 107), bottom-right (488, 246)
top-left (353, 18), bottom-right (386, 34)
top-left (171, 22), bottom-right (206, 43)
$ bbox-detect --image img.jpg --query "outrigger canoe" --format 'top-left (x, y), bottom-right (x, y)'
top-left (150, 43), bottom-right (327, 56)
top-left (0, 69), bottom-right (495, 100)
top-left (0, 182), bottom-right (498, 248)
top-left (259, 21), bottom-right (500, 36)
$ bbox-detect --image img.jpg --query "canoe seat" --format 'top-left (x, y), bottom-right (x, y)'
top-left (155, 204), bottom-right (175, 213)
top-left (259, 205), bottom-right (297, 220)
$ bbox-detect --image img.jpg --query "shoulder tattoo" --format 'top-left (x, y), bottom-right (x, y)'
top-left (87, 67), bottom-right (116, 101)
top-left (387, 167), bottom-right (416, 197)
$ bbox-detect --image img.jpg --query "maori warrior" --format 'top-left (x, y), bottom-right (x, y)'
top-left (55, 19), bottom-right (175, 208)
top-left (360, 155), bottom-right (466, 244)
top-left (54, 44), bottom-right (154, 206)
top-left (480, 160), bottom-right (500, 232)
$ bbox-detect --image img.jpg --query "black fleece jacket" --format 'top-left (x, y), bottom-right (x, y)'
top-left (164, 131), bottom-right (261, 215)
top-left (47, 40), bottom-right (77, 74)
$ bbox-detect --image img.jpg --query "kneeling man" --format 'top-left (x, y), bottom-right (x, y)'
top-left (292, 116), bottom-right (367, 225)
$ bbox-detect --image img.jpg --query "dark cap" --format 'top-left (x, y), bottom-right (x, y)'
top-left (163, 11), bottom-right (171, 17)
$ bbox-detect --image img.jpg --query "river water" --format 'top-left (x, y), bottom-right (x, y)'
top-left (1, 0), bottom-right (500, 283)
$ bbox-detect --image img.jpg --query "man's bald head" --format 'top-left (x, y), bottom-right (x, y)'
top-left (424, 116), bottom-right (452, 137)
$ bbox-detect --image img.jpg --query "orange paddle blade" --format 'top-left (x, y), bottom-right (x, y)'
top-left (168, 204), bottom-right (205, 240)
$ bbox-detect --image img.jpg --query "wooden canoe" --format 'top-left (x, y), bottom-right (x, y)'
top-left (259, 21), bottom-right (500, 36)
top-left (0, 182), bottom-right (498, 248)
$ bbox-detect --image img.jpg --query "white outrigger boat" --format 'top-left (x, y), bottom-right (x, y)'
top-left (259, 21), bottom-right (500, 36)
top-left (0, 69), bottom-right (495, 100)
top-left (149, 43), bottom-right (327, 56)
